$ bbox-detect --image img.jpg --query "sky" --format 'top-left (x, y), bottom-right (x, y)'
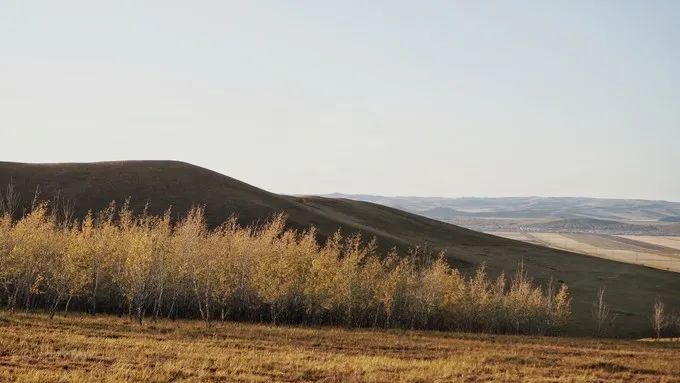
top-left (1, 1), bottom-right (679, 201)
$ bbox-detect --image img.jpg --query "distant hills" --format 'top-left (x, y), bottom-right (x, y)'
top-left (324, 194), bottom-right (680, 235)
top-left (1, 161), bottom-right (679, 337)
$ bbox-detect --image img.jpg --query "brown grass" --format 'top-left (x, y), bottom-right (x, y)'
top-left (493, 232), bottom-right (680, 273)
top-left (1, 312), bottom-right (679, 382)
top-left (620, 236), bottom-right (680, 252)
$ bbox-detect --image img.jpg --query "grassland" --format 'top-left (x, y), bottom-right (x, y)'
top-left (493, 232), bottom-right (680, 273)
top-left (620, 236), bottom-right (680, 251)
top-left (1, 312), bottom-right (680, 382)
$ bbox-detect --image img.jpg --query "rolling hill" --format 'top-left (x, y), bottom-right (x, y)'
top-left (1, 160), bottom-right (679, 337)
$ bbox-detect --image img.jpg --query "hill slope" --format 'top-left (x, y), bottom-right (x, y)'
top-left (1, 161), bottom-right (679, 337)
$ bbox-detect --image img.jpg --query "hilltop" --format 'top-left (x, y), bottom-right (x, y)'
top-left (1, 161), bottom-right (679, 337)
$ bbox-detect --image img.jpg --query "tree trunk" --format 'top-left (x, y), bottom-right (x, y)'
top-left (2, 284), bottom-right (11, 310)
top-left (8, 287), bottom-right (19, 313)
top-left (270, 304), bottom-right (277, 325)
top-left (153, 287), bottom-right (164, 320)
top-left (136, 305), bottom-right (143, 325)
top-left (346, 301), bottom-right (353, 328)
top-left (64, 294), bottom-right (73, 315)
top-left (49, 294), bottom-right (62, 320)
top-left (24, 291), bottom-right (32, 312)
top-left (167, 294), bottom-right (176, 319)
top-left (197, 301), bottom-right (205, 321)
top-left (203, 300), bottom-right (211, 325)
top-left (373, 305), bottom-right (381, 329)
top-left (89, 270), bottom-right (99, 315)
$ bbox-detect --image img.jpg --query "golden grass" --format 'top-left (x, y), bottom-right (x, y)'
top-left (619, 236), bottom-right (680, 252)
top-left (1, 312), bottom-right (679, 382)
top-left (493, 232), bottom-right (680, 273)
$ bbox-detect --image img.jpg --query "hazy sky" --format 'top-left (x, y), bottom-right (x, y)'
top-left (1, 1), bottom-right (679, 201)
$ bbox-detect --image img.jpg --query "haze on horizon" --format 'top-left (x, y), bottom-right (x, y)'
top-left (1, 1), bottom-right (679, 201)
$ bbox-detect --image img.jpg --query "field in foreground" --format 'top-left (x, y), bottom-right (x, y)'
top-left (1, 313), bottom-right (680, 382)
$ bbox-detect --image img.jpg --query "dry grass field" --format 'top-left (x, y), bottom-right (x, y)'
top-left (1, 312), bottom-right (680, 382)
top-left (492, 232), bottom-right (680, 273)
top-left (619, 236), bottom-right (680, 251)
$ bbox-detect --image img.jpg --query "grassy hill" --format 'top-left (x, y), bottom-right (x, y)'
top-left (1, 160), bottom-right (679, 337)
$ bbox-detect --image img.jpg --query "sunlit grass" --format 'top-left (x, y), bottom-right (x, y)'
top-left (1, 312), bottom-right (679, 382)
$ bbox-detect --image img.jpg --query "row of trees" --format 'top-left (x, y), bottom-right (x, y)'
top-left (0, 201), bottom-right (571, 334)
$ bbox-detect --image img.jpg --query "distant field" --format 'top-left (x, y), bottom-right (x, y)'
top-left (492, 232), bottom-right (680, 273)
top-left (1, 313), bottom-right (680, 382)
top-left (619, 236), bottom-right (680, 251)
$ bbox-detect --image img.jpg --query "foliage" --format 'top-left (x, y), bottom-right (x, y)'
top-left (0, 202), bottom-right (571, 334)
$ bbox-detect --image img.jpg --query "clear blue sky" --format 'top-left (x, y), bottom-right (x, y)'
top-left (1, 1), bottom-right (678, 201)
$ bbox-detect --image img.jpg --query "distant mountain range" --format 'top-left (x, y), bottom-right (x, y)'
top-left (323, 194), bottom-right (680, 235)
